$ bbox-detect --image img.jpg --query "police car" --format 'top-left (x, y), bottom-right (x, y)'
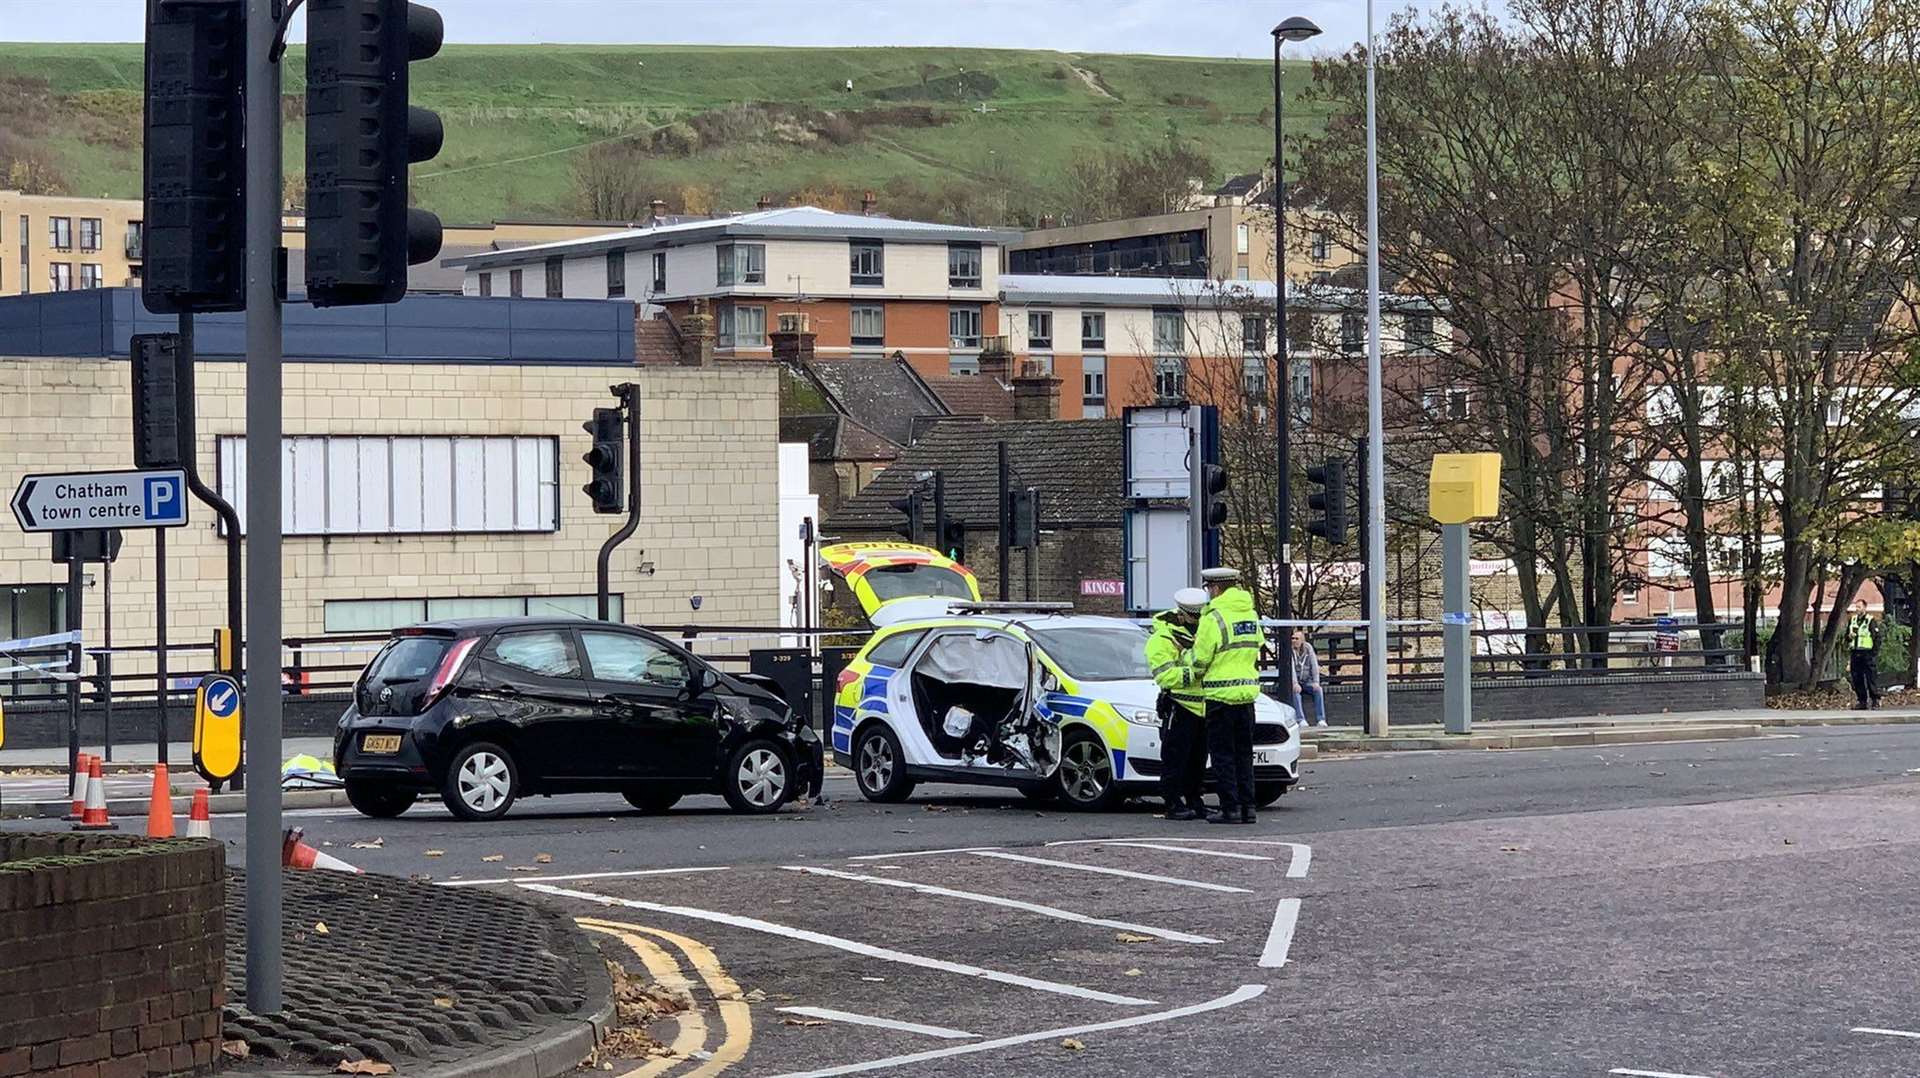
top-left (822, 545), bottom-right (1301, 811)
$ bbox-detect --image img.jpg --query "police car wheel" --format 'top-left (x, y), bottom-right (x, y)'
top-left (1052, 728), bottom-right (1121, 811)
top-left (853, 724), bottom-right (916, 803)
top-left (345, 780), bottom-right (416, 819)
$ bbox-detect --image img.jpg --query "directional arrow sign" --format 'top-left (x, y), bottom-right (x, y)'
top-left (11, 468), bottom-right (189, 532)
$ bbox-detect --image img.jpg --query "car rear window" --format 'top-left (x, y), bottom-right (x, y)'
top-left (864, 564), bottom-right (974, 602)
top-left (364, 637), bottom-right (452, 685)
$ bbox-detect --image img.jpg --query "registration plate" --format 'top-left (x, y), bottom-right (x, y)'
top-left (1254, 749), bottom-right (1282, 766)
top-left (361, 733), bottom-right (402, 754)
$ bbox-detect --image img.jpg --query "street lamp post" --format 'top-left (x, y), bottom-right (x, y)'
top-left (1362, 0), bottom-right (1390, 734)
top-left (1271, 16), bottom-right (1321, 629)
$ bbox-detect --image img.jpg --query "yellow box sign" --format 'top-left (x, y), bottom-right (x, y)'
top-left (193, 674), bottom-right (243, 784)
top-left (1429, 452), bottom-right (1503, 524)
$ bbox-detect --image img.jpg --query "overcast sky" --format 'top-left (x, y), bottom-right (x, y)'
top-left (0, 0), bottom-right (1489, 56)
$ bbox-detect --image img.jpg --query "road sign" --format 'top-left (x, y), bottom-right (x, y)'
top-left (1080, 579), bottom-right (1124, 597)
top-left (193, 673), bottom-right (242, 785)
top-left (12, 469), bottom-right (189, 532)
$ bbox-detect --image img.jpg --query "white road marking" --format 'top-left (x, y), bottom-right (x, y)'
top-left (1608, 1069), bottom-right (1716, 1078)
top-left (848, 846), bottom-right (1004, 861)
top-left (968, 850), bottom-right (1252, 893)
top-left (1102, 841), bottom-right (1273, 861)
top-left (1258, 898), bottom-right (1301, 968)
top-left (438, 866), bottom-right (728, 888)
top-left (1045, 837), bottom-right (1312, 879)
top-left (782, 865), bottom-right (1221, 944)
top-left (519, 883), bottom-right (1157, 1007)
top-left (776, 1007), bottom-right (978, 1040)
top-left (764, 983), bottom-right (1267, 1078)
top-left (1852, 1027), bottom-right (1920, 1040)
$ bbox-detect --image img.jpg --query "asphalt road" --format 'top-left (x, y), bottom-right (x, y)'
top-left (17, 724), bottom-right (1920, 1077)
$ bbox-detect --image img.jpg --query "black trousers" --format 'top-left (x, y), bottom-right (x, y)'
top-left (1206, 699), bottom-right (1257, 812)
top-left (1160, 708), bottom-right (1208, 807)
top-left (1850, 649), bottom-right (1879, 706)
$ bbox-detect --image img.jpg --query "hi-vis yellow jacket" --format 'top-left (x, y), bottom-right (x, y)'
top-left (1191, 586), bottom-right (1264, 705)
top-left (1145, 611), bottom-right (1206, 717)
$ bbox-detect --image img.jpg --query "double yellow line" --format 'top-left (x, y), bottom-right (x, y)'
top-left (579, 917), bottom-right (754, 1077)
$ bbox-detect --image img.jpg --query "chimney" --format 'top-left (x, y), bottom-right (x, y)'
top-left (1038, 214), bottom-right (1056, 229)
top-left (756, 194), bottom-right (773, 210)
top-left (861, 190), bottom-right (877, 216)
top-left (1011, 360), bottom-right (1061, 421)
top-left (649, 198), bottom-right (668, 226)
top-left (677, 297), bottom-right (716, 366)
top-left (977, 339), bottom-right (1012, 384)
top-left (770, 322), bottom-right (817, 364)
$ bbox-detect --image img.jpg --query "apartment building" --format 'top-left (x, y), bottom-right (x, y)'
top-left (0, 191), bottom-right (146, 297)
top-left (443, 205), bottom-right (1018, 374)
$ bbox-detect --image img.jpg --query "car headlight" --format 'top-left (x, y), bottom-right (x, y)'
top-left (1127, 708), bottom-right (1159, 727)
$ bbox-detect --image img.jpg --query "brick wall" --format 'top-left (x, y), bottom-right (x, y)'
top-left (952, 527), bottom-right (1127, 616)
top-left (0, 835), bottom-right (224, 1077)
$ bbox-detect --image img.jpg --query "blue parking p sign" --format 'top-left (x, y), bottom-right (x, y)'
top-left (143, 474), bottom-right (184, 525)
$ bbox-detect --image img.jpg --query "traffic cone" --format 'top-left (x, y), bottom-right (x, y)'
top-left (73, 757), bottom-right (117, 831)
top-left (281, 827), bottom-right (362, 874)
top-left (145, 765), bottom-right (175, 839)
top-left (185, 789), bottom-right (212, 839)
top-left (65, 753), bottom-right (91, 820)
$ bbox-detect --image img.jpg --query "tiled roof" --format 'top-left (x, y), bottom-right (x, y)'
top-left (800, 356), bottom-right (949, 447)
top-left (634, 319), bottom-right (682, 364)
top-left (780, 414), bottom-right (901, 463)
top-left (922, 374), bottom-right (1014, 420)
top-left (830, 418), bottom-right (1122, 532)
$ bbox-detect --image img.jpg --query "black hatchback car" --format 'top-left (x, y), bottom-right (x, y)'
top-left (333, 618), bottom-right (823, 821)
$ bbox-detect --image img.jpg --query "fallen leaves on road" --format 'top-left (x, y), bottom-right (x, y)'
top-left (1114, 932), bottom-right (1154, 944)
top-left (335, 1061), bottom-right (394, 1075)
top-left (313, 922), bottom-right (329, 935)
top-left (220, 1040), bottom-right (250, 1059)
top-left (1123, 968), bottom-right (1143, 977)
top-left (1061, 1038), bottom-right (1086, 1051)
top-left (1499, 846), bottom-right (1527, 853)
top-left (783, 1017), bottom-right (826, 1027)
top-left (433, 997), bottom-right (455, 1009)
top-left (535, 853), bottom-right (554, 864)
top-left (860, 976), bottom-right (886, 983)
top-left (744, 988), bottom-right (768, 1003)
top-left (481, 854), bottom-right (504, 863)
top-left (924, 805), bottom-right (948, 812)
top-left (423, 849), bottom-right (444, 857)
top-left (349, 837), bottom-right (385, 849)
top-left (509, 866), bottom-right (538, 873)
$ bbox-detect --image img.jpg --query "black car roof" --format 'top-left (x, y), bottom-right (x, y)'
top-left (406, 616), bottom-right (614, 635)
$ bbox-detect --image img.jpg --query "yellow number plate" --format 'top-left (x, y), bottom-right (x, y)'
top-left (361, 733), bottom-right (402, 754)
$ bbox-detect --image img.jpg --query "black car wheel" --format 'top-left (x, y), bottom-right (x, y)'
top-left (441, 741), bottom-right (518, 821)
top-left (1255, 782), bottom-right (1290, 809)
top-left (623, 791), bottom-right (682, 815)
top-left (1053, 727), bottom-right (1123, 811)
top-left (345, 780), bottom-right (416, 819)
top-left (853, 723), bottom-right (916, 803)
top-left (722, 739), bottom-right (792, 814)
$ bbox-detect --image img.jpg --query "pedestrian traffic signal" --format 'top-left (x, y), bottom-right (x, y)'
top-left (1200, 464), bottom-right (1229, 529)
top-left (941, 519), bottom-right (967, 563)
top-left (142, 0), bottom-right (248, 314)
top-left (888, 490), bottom-right (922, 544)
top-left (1306, 458), bottom-right (1349, 544)
top-left (582, 407), bottom-right (624, 514)
top-left (1009, 488), bottom-right (1042, 548)
top-left (305, 0), bottom-right (446, 307)
top-left (131, 333), bottom-right (185, 469)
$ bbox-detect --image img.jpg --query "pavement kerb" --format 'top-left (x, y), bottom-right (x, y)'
top-left (1310, 723), bottom-right (1764, 754)
top-left (0, 786), bottom-right (350, 819)
top-left (413, 949), bottom-right (613, 1078)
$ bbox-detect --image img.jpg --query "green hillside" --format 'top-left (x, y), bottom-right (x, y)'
top-left (0, 42), bottom-right (1323, 224)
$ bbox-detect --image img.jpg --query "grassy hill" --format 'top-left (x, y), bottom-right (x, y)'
top-left (0, 42), bottom-right (1325, 224)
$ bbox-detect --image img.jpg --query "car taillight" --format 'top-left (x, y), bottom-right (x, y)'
top-left (422, 638), bottom-right (479, 707)
top-left (834, 666), bottom-right (860, 694)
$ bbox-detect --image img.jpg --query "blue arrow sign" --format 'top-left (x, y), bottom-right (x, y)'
top-left (203, 676), bottom-right (240, 719)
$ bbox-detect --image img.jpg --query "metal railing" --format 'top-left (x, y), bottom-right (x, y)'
top-left (1309, 622), bottom-right (1748, 687)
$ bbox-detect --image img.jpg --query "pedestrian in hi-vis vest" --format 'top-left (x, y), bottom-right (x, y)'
top-left (1192, 567), bottom-right (1264, 824)
top-left (1847, 599), bottom-right (1882, 710)
top-left (1145, 587), bottom-right (1212, 820)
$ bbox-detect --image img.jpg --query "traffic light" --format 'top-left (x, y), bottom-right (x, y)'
top-left (582, 407), bottom-right (624, 514)
top-left (1306, 458), bottom-right (1350, 544)
top-left (142, 0), bottom-right (248, 313)
top-left (888, 490), bottom-right (923, 544)
top-left (1009, 488), bottom-right (1042, 548)
top-left (305, 0), bottom-right (446, 307)
top-left (131, 333), bottom-right (185, 469)
top-left (941, 519), bottom-right (967, 563)
top-left (1199, 464), bottom-right (1229, 529)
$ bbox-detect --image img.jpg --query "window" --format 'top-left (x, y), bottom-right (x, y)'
top-left (79, 264), bottom-right (102, 289)
top-left (483, 630), bottom-right (581, 679)
top-left (47, 263), bottom-right (71, 292)
top-left (1311, 270), bottom-right (1332, 285)
top-left (717, 303), bottom-right (767, 348)
top-left (48, 217), bottom-right (71, 250)
top-left (581, 631), bottom-right (689, 689)
top-left (850, 305), bottom-right (885, 346)
top-left (716, 243), bottom-right (765, 286)
top-left (1235, 267), bottom-right (1251, 281)
top-left (651, 251), bottom-right (667, 293)
top-left (1154, 356), bottom-right (1186, 401)
top-left (78, 218), bottom-right (101, 252)
top-left (1405, 314), bottom-right (1435, 351)
top-left (218, 435), bottom-right (561, 536)
top-left (1243, 355), bottom-right (1268, 397)
top-left (850, 240), bottom-right (884, 286)
top-left (948, 244), bottom-right (981, 288)
top-left (18, 215), bottom-right (28, 295)
top-left (1311, 231), bottom-right (1331, 261)
top-left (1081, 312), bottom-right (1105, 350)
top-left (1242, 315), bottom-right (1267, 354)
top-left (1152, 310), bottom-right (1184, 355)
top-left (1290, 358), bottom-right (1313, 424)
top-left (544, 257), bottom-right (563, 298)
top-left (1083, 355), bottom-right (1107, 404)
top-left (125, 221), bottom-right (143, 259)
top-left (1340, 312), bottom-right (1364, 352)
top-left (324, 594), bottom-right (620, 633)
top-left (1027, 310), bottom-right (1053, 350)
top-left (477, 273), bottom-right (492, 297)
top-left (949, 305), bottom-right (982, 349)
top-left (949, 353), bottom-right (980, 376)
top-left (1236, 222), bottom-right (1251, 255)
top-left (605, 250), bottom-right (626, 298)
top-left (509, 268), bottom-right (523, 297)
top-left (863, 629), bottom-right (927, 669)
top-left (1423, 387), bottom-right (1471, 420)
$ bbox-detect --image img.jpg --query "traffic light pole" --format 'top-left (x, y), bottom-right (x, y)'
top-left (596, 385), bottom-right (641, 621)
top-left (176, 314), bottom-right (246, 790)
top-left (243, 0), bottom-right (285, 1015)
top-left (997, 442), bottom-right (1011, 601)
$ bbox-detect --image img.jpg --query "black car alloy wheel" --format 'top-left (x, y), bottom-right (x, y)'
top-left (722, 739), bottom-right (792, 814)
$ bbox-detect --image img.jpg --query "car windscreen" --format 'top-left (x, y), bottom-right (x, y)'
top-left (364, 637), bottom-right (451, 684)
top-left (863, 563), bottom-right (975, 602)
top-left (1027, 626), bottom-right (1151, 682)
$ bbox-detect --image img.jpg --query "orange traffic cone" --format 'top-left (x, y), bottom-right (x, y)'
top-left (65, 753), bottom-right (91, 820)
top-left (73, 757), bottom-right (117, 831)
top-left (145, 765), bottom-right (175, 838)
top-left (186, 789), bottom-right (212, 839)
top-left (281, 827), bottom-right (362, 874)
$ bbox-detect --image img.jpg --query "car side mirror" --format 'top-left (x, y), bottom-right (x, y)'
top-left (692, 667), bottom-right (719, 696)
